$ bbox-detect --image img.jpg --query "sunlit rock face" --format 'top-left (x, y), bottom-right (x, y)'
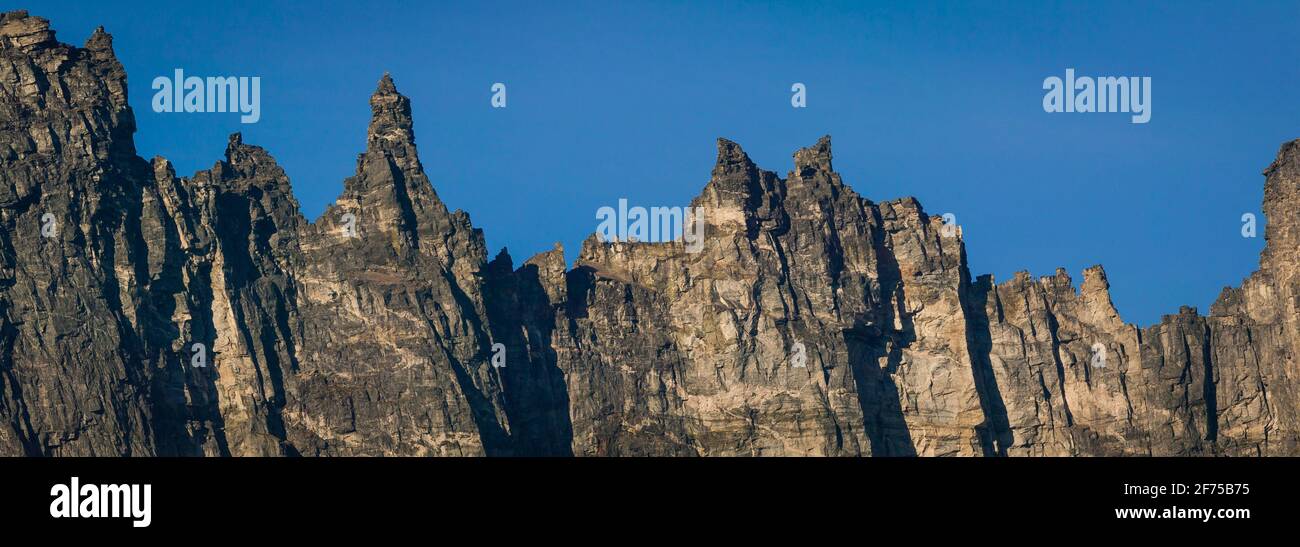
top-left (0, 10), bottom-right (1295, 456)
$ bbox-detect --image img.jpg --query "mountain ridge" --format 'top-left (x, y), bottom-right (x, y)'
top-left (1, 10), bottom-right (1295, 456)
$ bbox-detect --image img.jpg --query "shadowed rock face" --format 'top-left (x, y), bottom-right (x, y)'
top-left (0, 11), bottom-right (1295, 456)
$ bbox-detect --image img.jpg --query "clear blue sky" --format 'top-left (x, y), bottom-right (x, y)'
top-left (28, 0), bottom-right (1299, 326)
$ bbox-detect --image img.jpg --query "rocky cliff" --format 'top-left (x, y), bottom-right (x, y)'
top-left (1, 11), bottom-right (1295, 456)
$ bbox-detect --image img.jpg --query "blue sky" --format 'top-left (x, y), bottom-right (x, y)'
top-left (28, 0), bottom-right (1299, 326)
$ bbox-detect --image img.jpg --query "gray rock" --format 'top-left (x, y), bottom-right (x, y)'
top-left (0, 11), bottom-right (1296, 456)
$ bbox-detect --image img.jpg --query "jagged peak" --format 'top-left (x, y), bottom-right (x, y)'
top-left (0, 10), bottom-right (56, 50)
top-left (486, 247), bottom-right (515, 275)
top-left (1041, 267), bottom-right (1074, 290)
top-left (794, 135), bottom-right (833, 173)
top-left (368, 72), bottom-right (415, 147)
top-left (1081, 265), bottom-right (1109, 291)
top-left (376, 72), bottom-right (397, 94)
top-left (219, 132), bottom-right (288, 185)
top-left (1000, 269), bottom-right (1035, 287)
top-left (709, 137), bottom-right (759, 183)
top-left (84, 25), bottom-right (112, 52)
top-left (1079, 264), bottom-right (1125, 321)
top-left (1161, 305), bottom-right (1202, 321)
top-left (696, 137), bottom-right (771, 214)
top-left (1260, 137), bottom-right (1299, 273)
top-left (224, 132), bottom-right (265, 168)
top-left (330, 72), bottom-right (459, 245)
top-left (1, 9), bottom-right (39, 30)
top-left (715, 138), bottom-right (753, 167)
top-left (150, 156), bottom-right (177, 185)
top-left (1264, 138), bottom-right (1300, 179)
top-left (525, 242), bottom-right (566, 269)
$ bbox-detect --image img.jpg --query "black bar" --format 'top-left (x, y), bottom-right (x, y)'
top-left (1, 457), bottom-right (1286, 535)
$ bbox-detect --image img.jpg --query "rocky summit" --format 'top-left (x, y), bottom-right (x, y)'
top-left (1, 11), bottom-right (1296, 457)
